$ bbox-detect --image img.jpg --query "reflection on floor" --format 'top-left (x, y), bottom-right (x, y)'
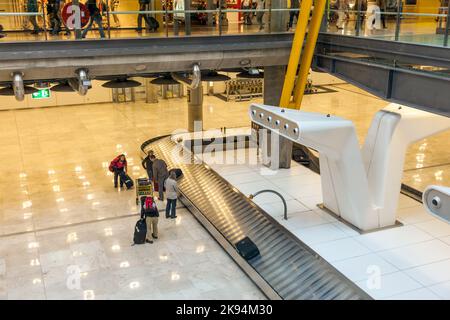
top-left (0, 75), bottom-right (447, 299)
top-left (0, 208), bottom-right (265, 300)
top-left (201, 146), bottom-right (450, 299)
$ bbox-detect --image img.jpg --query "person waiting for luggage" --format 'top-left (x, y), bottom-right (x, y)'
top-left (141, 150), bottom-right (154, 181)
top-left (140, 196), bottom-right (159, 243)
top-left (164, 171), bottom-right (178, 219)
top-left (110, 154), bottom-right (128, 188)
top-left (82, 0), bottom-right (106, 39)
top-left (151, 155), bottom-right (168, 201)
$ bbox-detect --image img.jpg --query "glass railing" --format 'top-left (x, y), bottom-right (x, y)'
top-left (0, 0), bottom-right (448, 47)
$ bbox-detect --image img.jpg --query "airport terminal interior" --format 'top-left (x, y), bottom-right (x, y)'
top-left (0, 0), bottom-right (449, 301)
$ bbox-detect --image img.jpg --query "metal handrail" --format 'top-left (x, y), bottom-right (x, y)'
top-left (248, 189), bottom-right (288, 220)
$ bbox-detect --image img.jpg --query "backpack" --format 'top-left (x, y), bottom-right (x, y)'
top-left (108, 159), bottom-right (116, 172)
top-left (144, 196), bottom-right (153, 210)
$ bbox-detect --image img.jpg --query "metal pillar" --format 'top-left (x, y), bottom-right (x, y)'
top-left (263, 66), bottom-right (293, 169)
top-left (279, 0), bottom-right (313, 107)
top-left (207, 0), bottom-right (214, 27)
top-left (270, 0), bottom-right (288, 32)
top-left (146, 80), bottom-right (158, 103)
top-left (187, 85), bottom-right (203, 132)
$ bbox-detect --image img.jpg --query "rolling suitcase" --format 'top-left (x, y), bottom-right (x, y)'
top-left (148, 17), bottom-right (159, 31)
top-left (133, 219), bottom-right (147, 245)
top-left (119, 171), bottom-right (134, 189)
top-left (235, 236), bottom-right (260, 260)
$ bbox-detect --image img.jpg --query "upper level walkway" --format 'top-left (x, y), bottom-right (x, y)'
top-left (0, 3), bottom-right (449, 115)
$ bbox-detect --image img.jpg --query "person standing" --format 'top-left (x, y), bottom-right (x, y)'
top-left (110, 154), bottom-right (128, 188)
top-left (47, 0), bottom-right (62, 35)
top-left (164, 171), bottom-right (178, 219)
top-left (141, 150), bottom-right (154, 180)
top-left (256, 0), bottom-right (265, 31)
top-left (109, 0), bottom-right (121, 27)
top-left (288, 0), bottom-right (300, 30)
top-left (137, 0), bottom-right (152, 32)
top-left (151, 155), bottom-right (169, 201)
top-left (377, 0), bottom-right (386, 29)
top-left (242, 0), bottom-right (252, 25)
top-left (27, 0), bottom-right (42, 34)
top-left (82, 0), bottom-right (106, 38)
top-left (140, 196), bottom-right (159, 243)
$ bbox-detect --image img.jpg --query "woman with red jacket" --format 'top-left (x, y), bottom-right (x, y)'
top-left (110, 154), bottom-right (128, 188)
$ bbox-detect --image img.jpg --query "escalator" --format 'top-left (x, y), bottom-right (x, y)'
top-left (144, 136), bottom-right (372, 300)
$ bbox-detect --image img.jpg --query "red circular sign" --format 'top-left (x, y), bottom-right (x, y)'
top-left (61, 2), bottom-right (91, 29)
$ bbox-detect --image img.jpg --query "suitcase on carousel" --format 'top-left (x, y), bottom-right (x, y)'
top-left (235, 236), bottom-right (260, 260)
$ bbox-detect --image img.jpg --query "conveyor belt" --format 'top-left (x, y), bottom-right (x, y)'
top-left (144, 137), bottom-right (372, 300)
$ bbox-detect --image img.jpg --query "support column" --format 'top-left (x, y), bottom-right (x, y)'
top-left (187, 84), bottom-right (203, 132)
top-left (269, 0), bottom-right (288, 32)
top-left (207, 0), bottom-right (214, 27)
top-left (263, 66), bottom-right (292, 169)
top-left (145, 80), bottom-right (158, 103)
top-left (184, 0), bottom-right (192, 36)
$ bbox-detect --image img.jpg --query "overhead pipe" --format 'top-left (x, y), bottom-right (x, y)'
top-left (171, 63), bottom-right (201, 89)
top-left (12, 72), bottom-right (25, 101)
top-left (69, 68), bottom-right (91, 96)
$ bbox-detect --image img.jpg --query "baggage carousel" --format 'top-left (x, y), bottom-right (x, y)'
top-left (143, 136), bottom-right (372, 300)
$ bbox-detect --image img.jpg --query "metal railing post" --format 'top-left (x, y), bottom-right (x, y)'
top-left (106, 5), bottom-right (111, 39)
top-left (395, 1), bottom-right (401, 41)
top-left (444, 1), bottom-right (450, 46)
top-left (165, 5), bottom-right (169, 37)
top-left (41, 2), bottom-right (48, 41)
top-left (355, 0), bottom-right (362, 36)
top-left (219, 0), bottom-right (223, 36)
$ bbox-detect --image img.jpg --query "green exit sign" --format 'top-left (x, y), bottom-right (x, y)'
top-left (32, 89), bottom-right (51, 99)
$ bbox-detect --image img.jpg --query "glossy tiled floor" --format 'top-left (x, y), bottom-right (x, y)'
top-left (0, 74), bottom-right (448, 299)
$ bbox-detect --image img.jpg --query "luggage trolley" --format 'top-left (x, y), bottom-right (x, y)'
top-left (135, 178), bottom-right (153, 205)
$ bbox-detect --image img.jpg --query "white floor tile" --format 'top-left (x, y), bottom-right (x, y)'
top-left (282, 183), bottom-right (323, 199)
top-left (429, 281), bottom-right (450, 300)
top-left (355, 225), bottom-right (433, 252)
top-left (356, 272), bottom-right (422, 299)
top-left (415, 219), bottom-right (450, 238)
top-left (378, 239), bottom-right (450, 270)
top-left (405, 259), bottom-right (450, 287)
top-left (297, 195), bottom-right (323, 211)
top-left (260, 199), bottom-right (310, 219)
top-left (332, 221), bottom-right (361, 237)
top-left (440, 236), bottom-right (450, 246)
top-left (270, 174), bottom-right (322, 189)
top-left (333, 253), bottom-right (398, 282)
top-left (385, 287), bottom-right (440, 300)
top-left (283, 210), bottom-right (330, 230)
top-left (292, 223), bottom-right (349, 246)
top-left (311, 238), bottom-right (371, 262)
top-left (223, 171), bottom-right (266, 185)
top-left (397, 205), bottom-right (434, 225)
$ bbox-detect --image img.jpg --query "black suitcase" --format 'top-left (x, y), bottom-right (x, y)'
top-left (133, 219), bottom-right (147, 244)
top-left (148, 17), bottom-right (159, 30)
top-left (235, 236), bottom-right (260, 260)
top-left (119, 171), bottom-right (134, 189)
top-left (169, 168), bottom-right (183, 180)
